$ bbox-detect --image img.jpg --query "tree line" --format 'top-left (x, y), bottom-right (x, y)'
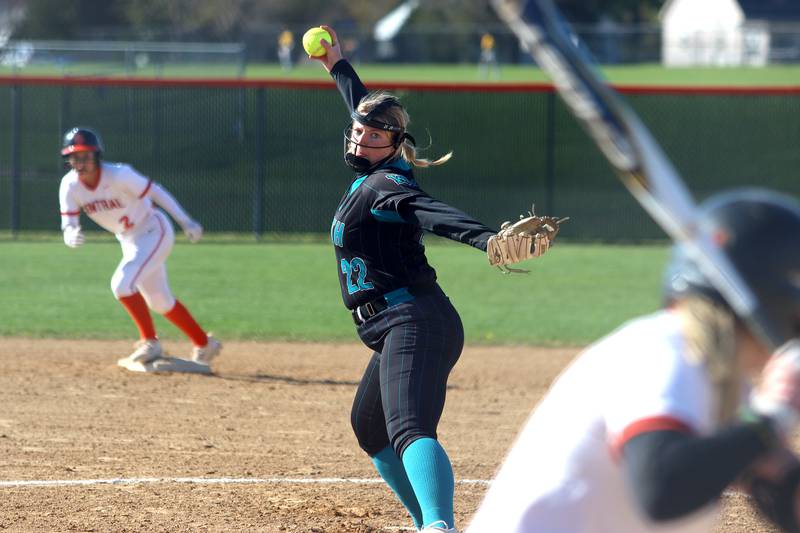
top-left (11, 0), bottom-right (664, 42)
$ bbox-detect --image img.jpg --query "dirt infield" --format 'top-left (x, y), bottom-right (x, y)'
top-left (0, 338), bottom-right (777, 532)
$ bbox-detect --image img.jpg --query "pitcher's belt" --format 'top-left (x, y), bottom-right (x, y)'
top-left (351, 284), bottom-right (435, 325)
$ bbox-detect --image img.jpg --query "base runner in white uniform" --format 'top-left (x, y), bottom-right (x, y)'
top-left (58, 127), bottom-right (222, 374)
top-left (468, 188), bottom-right (800, 533)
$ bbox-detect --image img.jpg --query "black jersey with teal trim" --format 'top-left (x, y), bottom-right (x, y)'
top-left (329, 59), bottom-right (496, 310)
top-left (331, 160), bottom-right (496, 310)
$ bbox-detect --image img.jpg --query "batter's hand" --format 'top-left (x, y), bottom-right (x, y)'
top-left (750, 340), bottom-right (800, 440)
top-left (63, 226), bottom-right (85, 248)
top-left (744, 450), bottom-right (800, 533)
top-left (183, 221), bottom-right (203, 243)
top-left (313, 25), bottom-right (342, 72)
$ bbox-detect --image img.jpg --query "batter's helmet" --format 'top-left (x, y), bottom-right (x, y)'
top-left (663, 188), bottom-right (800, 346)
top-left (61, 127), bottom-right (103, 157)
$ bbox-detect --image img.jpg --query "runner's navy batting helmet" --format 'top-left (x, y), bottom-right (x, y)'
top-left (61, 127), bottom-right (103, 158)
top-left (663, 188), bottom-right (800, 347)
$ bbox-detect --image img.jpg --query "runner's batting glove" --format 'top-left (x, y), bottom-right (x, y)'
top-left (750, 340), bottom-right (800, 440)
top-left (63, 226), bottom-right (85, 248)
top-left (182, 220), bottom-right (203, 243)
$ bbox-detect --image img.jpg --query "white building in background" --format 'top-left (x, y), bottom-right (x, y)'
top-left (660, 0), bottom-right (800, 66)
top-left (661, 0), bottom-right (763, 66)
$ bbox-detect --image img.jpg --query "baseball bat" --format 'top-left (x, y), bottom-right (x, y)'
top-left (490, 0), bottom-right (784, 349)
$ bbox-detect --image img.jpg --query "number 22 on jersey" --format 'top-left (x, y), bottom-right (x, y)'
top-left (341, 257), bottom-right (374, 295)
top-left (332, 217), bottom-right (374, 294)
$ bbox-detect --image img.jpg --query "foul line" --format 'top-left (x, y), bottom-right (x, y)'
top-left (0, 477), bottom-right (748, 503)
top-left (0, 476), bottom-right (492, 488)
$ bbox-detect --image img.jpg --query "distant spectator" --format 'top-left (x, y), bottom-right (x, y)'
top-left (278, 29), bottom-right (294, 71)
top-left (597, 16), bottom-right (620, 64)
top-left (479, 32), bottom-right (500, 80)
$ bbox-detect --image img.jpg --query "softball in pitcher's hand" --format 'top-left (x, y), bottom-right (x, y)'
top-left (487, 213), bottom-right (568, 273)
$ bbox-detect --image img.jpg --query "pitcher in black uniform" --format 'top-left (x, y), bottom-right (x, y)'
top-left (311, 26), bottom-right (554, 533)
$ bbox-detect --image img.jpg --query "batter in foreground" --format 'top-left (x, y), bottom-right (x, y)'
top-left (469, 188), bottom-right (800, 533)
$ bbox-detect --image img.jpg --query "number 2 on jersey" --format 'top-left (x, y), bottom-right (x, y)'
top-left (341, 257), bottom-right (374, 294)
top-left (119, 216), bottom-right (134, 230)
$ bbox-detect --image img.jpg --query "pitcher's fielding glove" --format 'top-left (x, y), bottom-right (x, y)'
top-left (487, 211), bottom-right (568, 274)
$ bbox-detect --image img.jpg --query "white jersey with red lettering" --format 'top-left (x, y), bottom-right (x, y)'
top-left (58, 161), bottom-right (195, 307)
top-left (59, 162), bottom-right (157, 237)
top-left (467, 310), bottom-right (722, 533)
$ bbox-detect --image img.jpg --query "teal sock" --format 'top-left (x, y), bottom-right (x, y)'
top-left (371, 446), bottom-right (423, 529)
top-left (401, 438), bottom-right (455, 529)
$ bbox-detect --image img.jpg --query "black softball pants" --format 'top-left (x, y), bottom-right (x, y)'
top-left (350, 283), bottom-right (464, 457)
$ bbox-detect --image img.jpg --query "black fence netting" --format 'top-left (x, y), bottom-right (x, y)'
top-left (1, 79), bottom-right (798, 242)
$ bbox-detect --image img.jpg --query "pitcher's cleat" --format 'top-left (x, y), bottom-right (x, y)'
top-left (118, 355), bottom-right (212, 375)
top-left (192, 334), bottom-right (222, 365)
top-left (420, 522), bottom-right (459, 533)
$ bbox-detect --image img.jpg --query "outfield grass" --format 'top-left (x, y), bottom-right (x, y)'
top-left (2, 62), bottom-right (799, 86)
top-left (0, 236), bottom-right (669, 345)
top-left (244, 62), bottom-right (800, 86)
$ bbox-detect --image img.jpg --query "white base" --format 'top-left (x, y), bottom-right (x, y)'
top-left (117, 355), bottom-right (212, 375)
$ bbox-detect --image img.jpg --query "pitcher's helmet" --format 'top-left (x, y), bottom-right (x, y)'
top-left (61, 127), bottom-right (103, 158)
top-left (663, 188), bottom-right (800, 347)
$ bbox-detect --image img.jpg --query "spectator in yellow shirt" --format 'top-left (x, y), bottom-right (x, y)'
top-left (479, 32), bottom-right (499, 79)
top-left (278, 29), bottom-right (294, 71)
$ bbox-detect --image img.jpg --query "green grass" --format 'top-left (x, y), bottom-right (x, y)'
top-left (244, 63), bottom-right (800, 86)
top-left (3, 62), bottom-right (800, 86)
top-left (0, 236), bottom-right (669, 345)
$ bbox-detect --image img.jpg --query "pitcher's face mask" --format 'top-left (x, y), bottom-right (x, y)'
top-left (343, 99), bottom-right (416, 174)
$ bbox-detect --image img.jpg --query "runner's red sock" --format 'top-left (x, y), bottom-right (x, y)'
top-left (163, 300), bottom-right (208, 347)
top-left (118, 292), bottom-right (157, 340)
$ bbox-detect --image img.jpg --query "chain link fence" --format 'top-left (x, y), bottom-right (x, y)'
top-left (1, 78), bottom-right (798, 242)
